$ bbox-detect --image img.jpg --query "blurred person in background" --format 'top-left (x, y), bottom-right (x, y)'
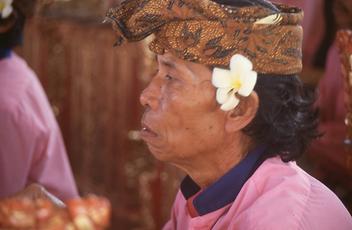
top-left (317, 0), bottom-right (352, 123)
top-left (0, 0), bottom-right (78, 200)
top-left (107, 0), bottom-right (352, 229)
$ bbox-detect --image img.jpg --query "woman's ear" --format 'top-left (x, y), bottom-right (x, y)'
top-left (225, 91), bottom-right (259, 133)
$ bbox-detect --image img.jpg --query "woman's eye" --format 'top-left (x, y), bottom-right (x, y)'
top-left (165, 75), bottom-right (173, 81)
top-left (151, 69), bottom-right (159, 76)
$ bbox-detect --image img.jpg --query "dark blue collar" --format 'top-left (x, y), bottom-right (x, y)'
top-left (0, 48), bottom-right (12, 60)
top-left (180, 146), bottom-right (266, 216)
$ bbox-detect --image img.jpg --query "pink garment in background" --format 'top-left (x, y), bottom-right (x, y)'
top-left (317, 43), bottom-right (346, 123)
top-left (0, 52), bottom-right (78, 200)
top-left (164, 157), bottom-right (352, 230)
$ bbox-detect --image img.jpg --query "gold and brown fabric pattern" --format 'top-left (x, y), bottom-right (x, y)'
top-left (106, 0), bottom-right (303, 75)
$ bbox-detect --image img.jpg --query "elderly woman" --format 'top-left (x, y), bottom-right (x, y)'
top-left (107, 0), bottom-right (352, 229)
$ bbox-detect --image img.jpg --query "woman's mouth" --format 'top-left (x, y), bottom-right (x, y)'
top-left (140, 123), bottom-right (158, 139)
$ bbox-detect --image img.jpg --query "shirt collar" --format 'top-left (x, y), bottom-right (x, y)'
top-left (0, 48), bottom-right (12, 60)
top-left (180, 146), bottom-right (266, 217)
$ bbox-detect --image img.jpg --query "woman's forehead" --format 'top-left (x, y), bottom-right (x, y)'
top-left (157, 53), bottom-right (183, 66)
top-left (157, 53), bottom-right (212, 80)
top-left (157, 52), bottom-right (209, 71)
top-left (157, 54), bottom-right (178, 68)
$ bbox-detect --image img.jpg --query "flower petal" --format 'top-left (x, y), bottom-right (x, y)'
top-left (238, 70), bottom-right (257, 97)
top-left (2, 5), bottom-right (12, 18)
top-left (230, 54), bottom-right (253, 73)
top-left (220, 95), bottom-right (240, 111)
top-left (212, 68), bottom-right (232, 88)
top-left (216, 88), bottom-right (232, 104)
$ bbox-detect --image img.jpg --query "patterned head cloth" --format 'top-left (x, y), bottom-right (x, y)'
top-left (106, 0), bottom-right (303, 75)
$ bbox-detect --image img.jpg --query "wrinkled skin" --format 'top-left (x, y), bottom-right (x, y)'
top-left (139, 53), bottom-right (257, 187)
top-left (140, 53), bottom-right (227, 166)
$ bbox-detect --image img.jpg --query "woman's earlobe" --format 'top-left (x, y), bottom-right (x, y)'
top-left (225, 92), bottom-right (259, 133)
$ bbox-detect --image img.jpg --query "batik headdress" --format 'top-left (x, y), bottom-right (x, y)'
top-left (106, 0), bottom-right (303, 75)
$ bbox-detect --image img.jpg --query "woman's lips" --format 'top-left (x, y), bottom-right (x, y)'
top-left (140, 123), bottom-right (158, 139)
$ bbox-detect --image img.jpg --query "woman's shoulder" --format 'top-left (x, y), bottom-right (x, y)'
top-left (252, 157), bottom-right (311, 192)
top-left (239, 157), bottom-right (352, 229)
top-left (250, 156), bottom-right (342, 204)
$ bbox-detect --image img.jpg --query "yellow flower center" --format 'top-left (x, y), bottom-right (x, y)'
top-left (231, 77), bottom-right (242, 90)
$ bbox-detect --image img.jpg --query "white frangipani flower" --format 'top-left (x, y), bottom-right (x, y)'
top-left (0, 0), bottom-right (13, 19)
top-left (212, 54), bottom-right (257, 111)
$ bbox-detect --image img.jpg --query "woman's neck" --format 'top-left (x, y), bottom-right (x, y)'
top-left (175, 133), bottom-right (253, 188)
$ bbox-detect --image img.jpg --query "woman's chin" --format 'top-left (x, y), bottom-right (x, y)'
top-left (147, 145), bottom-right (172, 162)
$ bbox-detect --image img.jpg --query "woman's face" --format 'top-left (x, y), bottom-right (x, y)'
top-left (139, 53), bottom-right (228, 165)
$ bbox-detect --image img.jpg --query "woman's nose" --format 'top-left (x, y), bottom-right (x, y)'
top-left (139, 79), bottom-right (160, 111)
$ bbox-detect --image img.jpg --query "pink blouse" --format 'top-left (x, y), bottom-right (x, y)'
top-left (0, 52), bottom-right (78, 200)
top-left (164, 157), bottom-right (352, 230)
